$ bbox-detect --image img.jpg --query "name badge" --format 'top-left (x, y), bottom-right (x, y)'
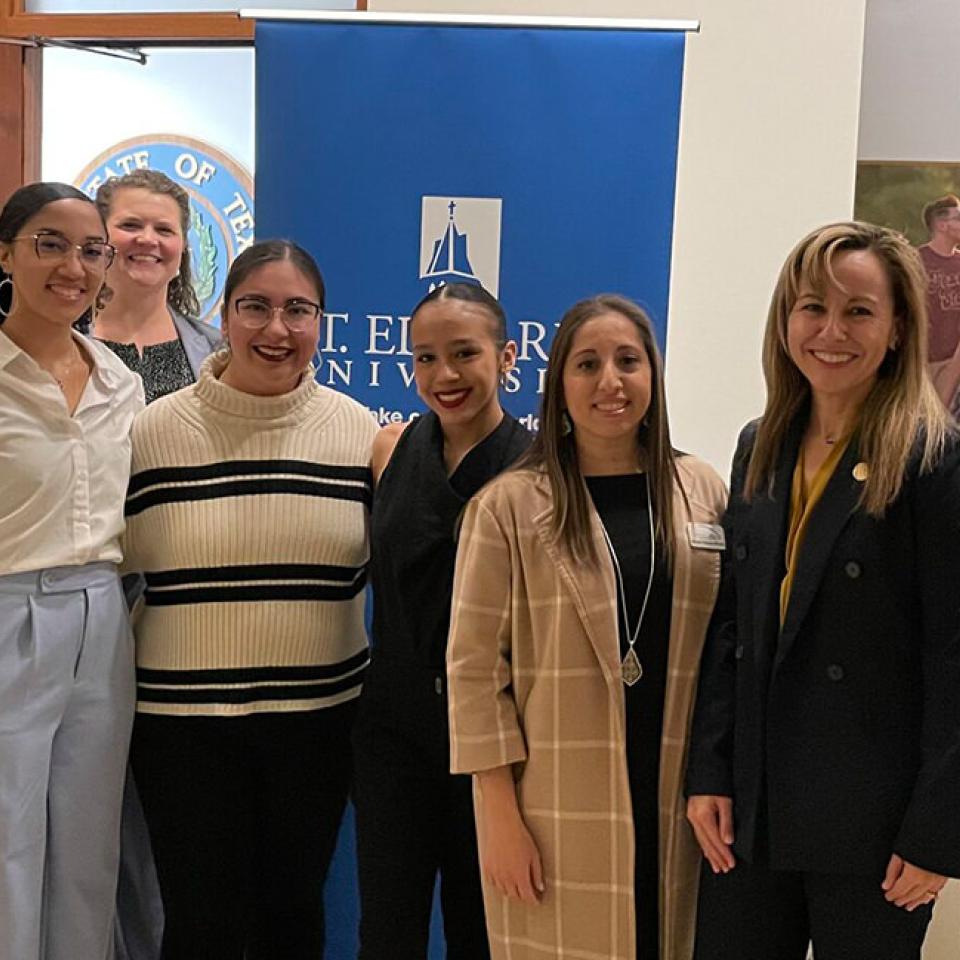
top-left (687, 522), bottom-right (725, 551)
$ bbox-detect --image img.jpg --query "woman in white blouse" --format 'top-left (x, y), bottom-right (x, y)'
top-left (0, 182), bottom-right (143, 960)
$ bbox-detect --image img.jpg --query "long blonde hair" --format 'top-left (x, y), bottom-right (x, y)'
top-left (745, 221), bottom-right (950, 515)
top-left (514, 294), bottom-right (684, 566)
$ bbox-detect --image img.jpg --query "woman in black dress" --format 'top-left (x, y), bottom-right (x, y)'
top-left (353, 282), bottom-right (529, 959)
top-left (446, 295), bottom-right (726, 960)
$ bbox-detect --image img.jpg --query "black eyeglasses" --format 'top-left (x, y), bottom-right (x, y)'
top-left (12, 232), bottom-right (116, 271)
top-left (233, 296), bottom-right (321, 332)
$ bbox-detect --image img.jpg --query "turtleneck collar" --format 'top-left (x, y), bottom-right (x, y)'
top-left (193, 351), bottom-right (321, 421)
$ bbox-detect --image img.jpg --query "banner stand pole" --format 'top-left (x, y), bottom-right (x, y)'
top-left (239, 10), bottom-right (699, 32)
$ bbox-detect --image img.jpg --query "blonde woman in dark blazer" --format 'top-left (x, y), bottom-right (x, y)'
top-left (447, 295), bottom-right (726, 960)
top-left (686, 222), bottom-right (960, 959)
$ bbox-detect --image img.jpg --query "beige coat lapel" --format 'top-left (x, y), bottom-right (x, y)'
top-left (661, 477), bottom-right (695, 759)
top-left (530, 496), bottom-right (622, 694)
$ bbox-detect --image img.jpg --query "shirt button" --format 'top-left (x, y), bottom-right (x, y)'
top-left (826, 664), bottom-right (845, 682)
top-left (735, 544), bottom-right (748, 561)
top-left (844, 561), bottom-right (862, 579)
top-left (734, 643), bottom-right (745, 660)
top-left (435, 676), bottom-right (443, 695)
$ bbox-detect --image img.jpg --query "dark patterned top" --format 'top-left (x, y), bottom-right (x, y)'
top-left (98, 337), bottom-right (195, 405)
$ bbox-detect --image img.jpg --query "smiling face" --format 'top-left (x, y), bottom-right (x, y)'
top-left (410, 297), bottom-right (515, 430)
top-left (104, 187), bottom-right (185, 295)
top-left (561, 311), bottom-right (652, 465)
top-left (0, 198), bottom-right (108, 329)
top-left (219, 258), bottom-right (321, 397)
top-left (786, 248), bottom-right (898, 413)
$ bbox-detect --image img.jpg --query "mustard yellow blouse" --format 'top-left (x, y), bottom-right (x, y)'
top-left (779, 437), bottom-right (851, 625)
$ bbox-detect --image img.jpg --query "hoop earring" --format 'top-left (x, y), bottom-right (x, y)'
top-left (0, 277), bottom-right (11, 319)
top-left (561, 411), bottom-right (573, 436)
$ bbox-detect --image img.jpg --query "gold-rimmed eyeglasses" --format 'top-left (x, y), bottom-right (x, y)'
top-left (11, 232), bottom-right (116, 271)
top-left (233, 296), bottom-right (321, 332)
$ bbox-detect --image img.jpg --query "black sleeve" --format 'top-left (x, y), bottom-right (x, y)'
top-left (893, 438), bottom-right (960, 877)
top-left (684, 422), bottom-right (756, 797)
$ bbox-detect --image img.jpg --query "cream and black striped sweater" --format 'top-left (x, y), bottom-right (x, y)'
top-left (123, 354), bottom-right (377, 717)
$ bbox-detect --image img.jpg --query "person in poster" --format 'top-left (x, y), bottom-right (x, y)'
top-left (918, 194), bottom-right (960, 414)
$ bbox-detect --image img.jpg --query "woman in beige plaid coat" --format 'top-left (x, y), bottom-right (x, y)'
top-left (447, 295), bottom-right (727, 960)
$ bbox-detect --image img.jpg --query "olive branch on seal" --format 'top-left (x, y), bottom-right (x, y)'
top-left (190, 207), bottom-right (218, 304)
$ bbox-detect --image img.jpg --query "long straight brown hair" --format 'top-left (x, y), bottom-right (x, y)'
top-left (513, 294), bottom-right (684, 566)
top-left (745, 221), bottom-right (950, 514)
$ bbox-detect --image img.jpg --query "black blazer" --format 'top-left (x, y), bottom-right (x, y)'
top-left (686, 417), bottom-right (960, 878)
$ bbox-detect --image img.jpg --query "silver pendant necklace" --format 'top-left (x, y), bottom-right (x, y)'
top-left (597, 476), bottom-right (655, 687)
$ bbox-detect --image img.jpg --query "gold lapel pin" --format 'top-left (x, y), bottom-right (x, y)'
top-left (852, 462), bottom-right (869, 482)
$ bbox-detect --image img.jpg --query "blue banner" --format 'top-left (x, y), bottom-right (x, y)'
top-left (256, 19), bottom-right (685, 432)
top-left (255, 18), bottom-right (685, 957)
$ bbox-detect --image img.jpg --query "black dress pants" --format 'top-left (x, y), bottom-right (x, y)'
top-left (694, 858), bottom-right (934, 960)
top-left (131, 702), bottom-right (356, 960)
top-left (353, 658), bottom-right (489, 960)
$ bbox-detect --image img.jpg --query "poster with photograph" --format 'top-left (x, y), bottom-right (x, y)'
top-left (856, 161), bottom-right (960, 415)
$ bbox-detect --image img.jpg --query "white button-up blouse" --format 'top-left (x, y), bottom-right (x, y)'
top-left (0, 328), bottom-right (144, 575)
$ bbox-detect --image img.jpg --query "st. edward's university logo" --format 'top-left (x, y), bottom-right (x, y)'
top-left (419, 196), bottom-right (502, 296)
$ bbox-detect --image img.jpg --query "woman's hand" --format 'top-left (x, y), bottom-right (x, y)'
top-left (687, 795), bottom-right (736, 874)
top-left (882, 854), bottom-right (947, 911)
top-left (476, 767), bottom-right (544, 905)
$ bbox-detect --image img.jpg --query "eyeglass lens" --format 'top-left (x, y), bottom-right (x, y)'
top-left (235, 299), bottom-right (319, 329)
top-left (34, 234), bottom-right (114, 269)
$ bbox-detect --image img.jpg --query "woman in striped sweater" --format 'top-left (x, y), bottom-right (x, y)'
top-left (123, 240), bottom-right (376, 959)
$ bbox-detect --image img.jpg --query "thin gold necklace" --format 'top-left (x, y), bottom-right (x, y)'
top-left (51, 349), bottom-right (80, 392)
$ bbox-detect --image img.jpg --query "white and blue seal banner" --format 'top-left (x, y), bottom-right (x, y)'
top-left (255, 16), bottom-right (687, 432)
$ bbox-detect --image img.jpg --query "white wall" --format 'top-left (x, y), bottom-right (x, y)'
top-left (368, 0), bottom-right (866, 476)
top-left (41, 46), bottom-right (254, 184)
top-left (859, 0), bottom-right (960, 162)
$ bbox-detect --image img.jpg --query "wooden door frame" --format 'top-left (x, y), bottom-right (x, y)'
top-left (1, 0), bottom-right (366, 38)
top-left (0, 38), bottom-right (40, 203)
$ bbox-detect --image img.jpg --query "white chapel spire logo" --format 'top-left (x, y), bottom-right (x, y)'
top-left (419, 195), bottom-right (503, 297)
top-left (422, 201), bottom-right (479, 289)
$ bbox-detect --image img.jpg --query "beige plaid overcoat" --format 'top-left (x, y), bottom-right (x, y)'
top-left (447, 456), bottom-right (726, 960)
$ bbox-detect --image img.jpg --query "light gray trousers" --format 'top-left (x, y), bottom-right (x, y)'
top-left (0, 563), bottom-right (134, 960)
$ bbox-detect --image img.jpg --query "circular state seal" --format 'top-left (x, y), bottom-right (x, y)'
top-left (75, 134), bottom-right (255, 326)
